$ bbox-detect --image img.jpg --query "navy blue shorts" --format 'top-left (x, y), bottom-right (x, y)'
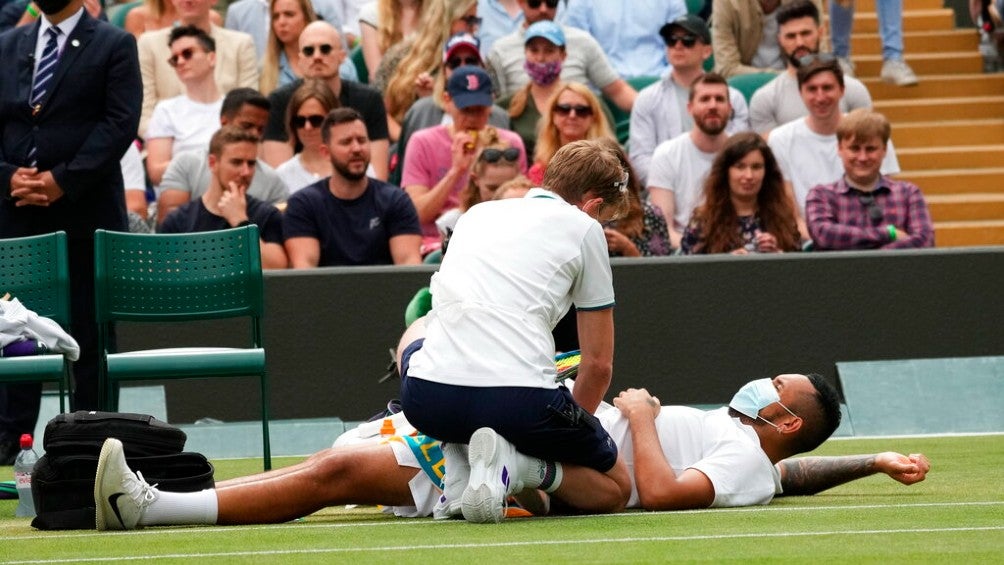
top-left (399, 339), bottom-right (618, 473)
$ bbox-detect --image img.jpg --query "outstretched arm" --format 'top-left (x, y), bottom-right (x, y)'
top-left (778, 452), bottom-right (930, 497)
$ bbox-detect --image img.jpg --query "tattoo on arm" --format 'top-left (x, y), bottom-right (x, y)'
top-left (778, 455), bottom-right (877, 496)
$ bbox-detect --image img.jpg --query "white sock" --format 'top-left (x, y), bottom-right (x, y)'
top-left (519, 455), bottom-right (563, 494)
top-left (139, 488), bottom-right (219, 526)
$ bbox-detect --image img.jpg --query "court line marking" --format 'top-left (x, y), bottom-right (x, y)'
top-left (4, 525), bottom-right (1003, 564)
top-left (4, 500), bottom-right (1002, 541)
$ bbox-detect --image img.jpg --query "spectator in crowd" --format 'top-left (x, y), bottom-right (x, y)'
top-left (160, 127), bottom-right (288, 268)
top-left (391, 32), bottom-right (510, 186)
top-left (226, 0), bottom-right (354, 68)
top-left (487, 0), bottom-right (636, 112)
top-left (145, 26), bottom-right (224, 187)
top-left (830, 0), bottom-right (918, 86)
top-left (527, 82), bottom-right (614, 185)
top-left (157, 88), bottom-right (290, 225)
top-left (629, 15), bottom-right (751, 185)
top-left (258, 0), bottom-right (317, 95)
top-left (712, 0), bottom-right (825, 78)
top-left (401, 66), bottom-right (526, 254)
top-left (749, 0), bottom-right (871, 135)
top-left (434, 141), bottom-right (523, 239)
top-left (492, 173), bottom-right (533, 200)
top-left (137, 0), bottom-right (258, 137)
top-left (126, 0), bottom-right (222, 38)
top-left (283, 108), bottom-right (423, 267)
top-left (262, 21), bottom-right (390, 179)
top-left (560, 0), bottom-right (687, 79)
top-left (358, 0), bottom-right (426, 84)
top-left (767, 58), bottom-right (899, 238)
top-left (806, 109), bottom-right (933, 250)
top-left (648, 73), bottom-right (733, 249)
top-left (477, 0), bottom-right (552, 57)
top-left (121, 143), bottom-right (154, 233)
top-left (680, 132), bottom-right (800, 255)
top-left (595, 138), bottom-right (671, 258)
top-left (376, 0), bottom-right (479, 142)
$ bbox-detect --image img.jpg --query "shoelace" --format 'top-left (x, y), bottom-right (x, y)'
top-left (128, 471), bottom-right (159, 508)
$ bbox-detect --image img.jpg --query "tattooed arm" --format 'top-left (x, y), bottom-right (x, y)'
top-left (777, 452), bottom-right (930, 496)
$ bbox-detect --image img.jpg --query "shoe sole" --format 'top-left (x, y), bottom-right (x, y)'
top-left (94, 438), bottom-right (121, 531)
top-left (461, 428), bottom-right (506, 524)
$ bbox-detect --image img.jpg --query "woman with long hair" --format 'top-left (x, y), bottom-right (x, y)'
top-left (358, 0), bottom-right (425, 84)
top-left (125, 0), bottom-right (222, 38)
top-left (259, 0), bottom-right (318, 95)
top-left (680, 132), bottom-right (800, 255)
top-left (527, 82), bottom-right (614, 185)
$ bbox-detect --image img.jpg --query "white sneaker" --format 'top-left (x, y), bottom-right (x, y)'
top-left (461, 427), bottom-right (525, 524)
top-left (881, 59), bottom-right (919, 86)
top-left (95, 438), bottom-right (158, 530)
top-left (837, 57), bottom-right (855, 77)
top-left (432, 442), bottom-right (469, 520)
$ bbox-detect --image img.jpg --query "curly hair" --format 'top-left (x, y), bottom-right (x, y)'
top-left (532, 82), bottom-right (614, 168)
top-left (260, 0), bottom-right (318, 95)
top-left (690, 132), bottom-right (800, 254)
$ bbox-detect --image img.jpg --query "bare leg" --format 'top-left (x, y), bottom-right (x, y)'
top-left (551, 457), bottom-right (632, 514)
top-left (215, 444), bottom-right (419, 524)
top-left (396, 316), bottom-right (427, 369)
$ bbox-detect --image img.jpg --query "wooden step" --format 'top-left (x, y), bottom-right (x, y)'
top-left (896, 145), bottom-right (1004, 170)
top-left (863, 73), bottom-right (1004, 101)
top-left (896, 167), bottom-right (1004, 194)
top-left (892, 119), bottom-right (1004, 147)
top-left (853, 10), bottom-right (956, 34)
top-left (853, 0), bottom-right (943, 10)
top-left (933, 220), bottom-right (1004, 247)
top-left (850, 30), bottom-right (979, 56)
top-left (875, 96), bottom-right (1004, 122)
top-left (927, 193), bottom-right (1004, 222)
top-left (852, 52), bottom-right (984, 77)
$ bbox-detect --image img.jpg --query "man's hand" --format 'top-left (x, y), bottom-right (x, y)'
top-left (614, 388), bottom-right (660, 420)
top-left (450, 130), bottom-right (478, 172)
top-left (10, 169), bottom-right (64, 207)
top-left (218, 182), bottom-right (250, 227)
top-left (875, 452), bottom-right (930, 485)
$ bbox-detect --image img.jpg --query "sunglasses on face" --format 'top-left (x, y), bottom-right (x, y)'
top-left (293, 114), bottom-right (325, 129)
top-left (446, 56), bottom-right (481, 70)
top-left (479, 147), bottom-right (520, 163)
top-left (857, 192), bottom-right (884, 224)
top-left (302, 43), bottom-right (334, 57)
top-left (167, 47), bottom-right (200, 67)
top-left (666, 34), bottom-right (698, 48)
top-left (553, 103), bottom-right (593, 117)
top-left (797, 52), bottom-right (837, 67)
top-left (527, 0), bottom-right (560, 8)
top-left (460, 15), bottom-right (482, 27)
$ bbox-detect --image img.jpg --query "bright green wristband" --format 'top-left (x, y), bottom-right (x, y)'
top-left (887, 224), bottom-right (897, 242)
top-left (26, 3), bottom-right (39, 17)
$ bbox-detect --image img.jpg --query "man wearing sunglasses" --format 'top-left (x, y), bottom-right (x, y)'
top-left (748, 0), bottom-right (871, 135)
top-left (136, 0), bottom-right (258, 138)
top-left (477, 0), bottom-right (566, 57)
top-left (487, 0), bottom-right (636, 113)
top-left (630, 15), bottom-right (751, 185)
top-left (805, 109), bottom-right (933, 250)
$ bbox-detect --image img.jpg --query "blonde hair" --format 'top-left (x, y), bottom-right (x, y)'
top-left (260, 0), bottom-right (318, 95)
top-left (384, 0), bottom-right (476, 122)
top-left (532, 82), bottom-right (614, 169)
top-left (493, 175), bottom-right (534, 200)
top-left (543, 139), bottom-right (628, 218)
top-left (461, 140), bottom-right (519, 210)
top-left (377, 0), bottom-right (426, 53)
top-left (836, 108), bottom-right (892, 145)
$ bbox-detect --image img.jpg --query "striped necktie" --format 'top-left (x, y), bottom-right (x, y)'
top-left (28, 27), bottom-right (61, 167)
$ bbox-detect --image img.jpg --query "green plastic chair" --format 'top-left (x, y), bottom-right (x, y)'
top-left (603, 75), bottom-right (661, 145)
top-left (0, 232), bottom-right (71, 413)
top-left (727, 72), bottom-right (778, 104)
top-left (107, 0), bottom-right (142, 29)
top-left (94, 226), bottom-right (271, 470)
top-left (350, 44), bottom-right (368, 84)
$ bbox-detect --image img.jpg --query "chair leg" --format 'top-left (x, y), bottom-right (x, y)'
top-left (260, 373), bottom-right (271, 471)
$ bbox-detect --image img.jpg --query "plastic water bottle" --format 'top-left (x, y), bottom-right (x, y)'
top-left (14, 434), bottom-right (39, 518)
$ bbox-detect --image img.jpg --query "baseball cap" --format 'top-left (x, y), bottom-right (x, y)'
top-left (524, 20), bottom-right (565, 47)
top-left (446, 66), bottom-right (493, 109)
top-left (443, 33), bottom-right (482, 63)
top-left (659, 14), bottom-right (711, 45)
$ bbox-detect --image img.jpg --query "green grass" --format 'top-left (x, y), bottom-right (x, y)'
top-left (2, 434), bottom-right (1002, 564)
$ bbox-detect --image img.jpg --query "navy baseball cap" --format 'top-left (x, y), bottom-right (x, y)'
top-left (446, 66), bottom-right (493, 109)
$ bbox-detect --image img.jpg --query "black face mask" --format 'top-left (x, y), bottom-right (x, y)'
top-left (35, 0), bottom-right (74, 15)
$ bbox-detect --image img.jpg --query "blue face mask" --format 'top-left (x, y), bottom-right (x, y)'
top-left (729, 378), bottom-right (798, 428)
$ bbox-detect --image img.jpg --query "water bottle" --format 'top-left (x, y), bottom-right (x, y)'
top-left (14, 433), bottom-right (39, 518)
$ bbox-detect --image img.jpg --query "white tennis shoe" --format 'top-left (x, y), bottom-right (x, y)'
top-left (432, 442), bottom-right (469, 520)
top-left (461, 427), bottom-right (525, 523)
top-left (95, 438), bottom-right (157, 531)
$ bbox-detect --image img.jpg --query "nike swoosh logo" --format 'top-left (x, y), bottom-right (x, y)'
top-left (109, 493), bottom-right (127, 528)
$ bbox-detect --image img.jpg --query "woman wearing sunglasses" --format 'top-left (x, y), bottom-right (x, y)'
top-left (259, 0), bottom-right (318, 95)
top-left (527, 82), bottom-right (614, 185)
top-left (679, 132), bottom-right (800, 255)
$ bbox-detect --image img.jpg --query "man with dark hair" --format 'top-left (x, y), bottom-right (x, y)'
top-left (712, 0), bottom-right (825, 78)
top-left (159, 126), bottom-right (288, 269)
top-left (282, 108), bottom-right (422, 267)
top-left (748, 0), bottom-right (872, 134)
top-left (94, 373), bottom-right (930, 529)
top-left (156, 87), bottom-right (289, 225)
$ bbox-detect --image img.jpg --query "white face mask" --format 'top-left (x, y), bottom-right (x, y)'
top-left (729, 378), bottom-right (798, 429)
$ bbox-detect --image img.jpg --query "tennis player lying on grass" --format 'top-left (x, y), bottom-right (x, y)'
top-left (94, 373), bottom-right (929, 529)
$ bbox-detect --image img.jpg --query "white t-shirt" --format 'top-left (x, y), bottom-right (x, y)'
top-left (276, 154), bottom-right (377, 193)
top-left (407, 188), bottom-right (614, 389)
top-left (749, 72), bottom-right (873, 134)
top-left (751, 14), bottom-right (784, 71)
top-left (146, 96), bottom-right (223, 156)
top-left (120, 143), bottom-right (146, 192)
top-left (646, 133), bottom-right (717, 232)
top-left (768, 118), bottom-right (901, 215)
top-left (598, 405), bottom-right (781, 508)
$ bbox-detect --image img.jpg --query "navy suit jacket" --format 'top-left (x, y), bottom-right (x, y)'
top-left (0, 10), bottom-right (141, 239)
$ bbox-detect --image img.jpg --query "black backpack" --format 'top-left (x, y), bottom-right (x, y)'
top-left (31, 411), bottom-right (215, 530)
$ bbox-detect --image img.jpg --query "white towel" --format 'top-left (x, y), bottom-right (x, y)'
top-left (0, 297), bottom-right (80, 361)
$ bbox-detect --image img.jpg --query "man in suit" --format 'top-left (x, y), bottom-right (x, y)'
top-left (0, 0), bottom-right (142, 463)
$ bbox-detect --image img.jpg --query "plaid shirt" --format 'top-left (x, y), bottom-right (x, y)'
top-left (806, 176), bottom-right (935, 250)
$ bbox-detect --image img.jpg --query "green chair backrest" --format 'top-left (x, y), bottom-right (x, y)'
top-left (603, 75), bottom-right (661, 145)
top-left (108, 0), bottom-right (142, 29)
top-left (0, 232), bottom-right (70, 327)
top-left (94, 226), bottom-right (264, 334)
top-left (350, 44), bottom-right (368, 84)
top-left (686, 0), bottom-right (705, 16)
top-left (727, 72), bottom-right (778, 104)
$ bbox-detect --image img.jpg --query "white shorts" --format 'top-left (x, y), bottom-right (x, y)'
top-left (385, 439), bottom-right (441, 518)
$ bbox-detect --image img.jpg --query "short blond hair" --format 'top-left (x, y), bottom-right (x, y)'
top-left (543, 139), bottom-right (628, 218)
top-left (836, 108), bottom-right (891, 145)
top-left (493, 175), bottom-right (533, 200)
